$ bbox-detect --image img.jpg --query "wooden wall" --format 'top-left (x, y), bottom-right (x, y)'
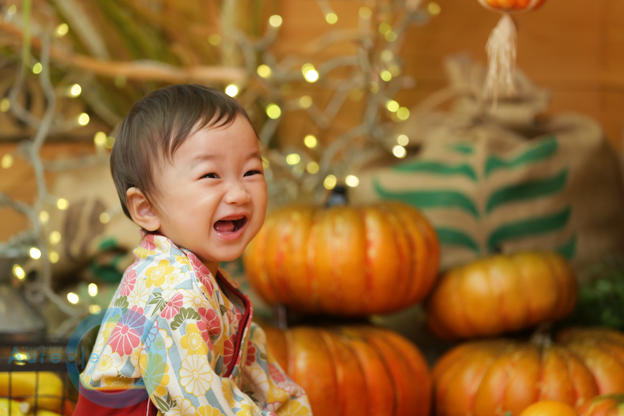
top-left (2, 0), bottom-right (623, 241)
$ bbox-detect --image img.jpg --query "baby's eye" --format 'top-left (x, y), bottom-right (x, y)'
top-left (244, 170), bottom-right (262, 177)
top-left (201, 173), bottom-right (219, 179)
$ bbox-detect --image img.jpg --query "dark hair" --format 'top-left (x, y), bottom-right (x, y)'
top-left (111, 84), bottom-right (253, 219)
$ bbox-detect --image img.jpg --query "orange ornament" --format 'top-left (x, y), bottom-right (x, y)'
top-left (520, 401), bottom-right (579, 416)
top-left (262, 324), bottom-right (432, 416)
top-left (244, 202), bottom-right (439, 316)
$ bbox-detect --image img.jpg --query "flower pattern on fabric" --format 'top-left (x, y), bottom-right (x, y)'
top-left (197, 405), bottom-right (224, 416)
top-left (80, 234), bottom-right (311, 416)
top-left (145, 259), bottom-right (175, 288)
top-left (180, 323), bottom-right (208, 355)
top-left (120, 269), bottom-right (136, 296)
top-left (160, 291), bottom-right (183, 319)
top-left (108, 307), bottom-right (145, 355)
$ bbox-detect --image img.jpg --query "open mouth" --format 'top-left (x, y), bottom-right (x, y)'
top-left (214, 216), bottom-right (248, 233)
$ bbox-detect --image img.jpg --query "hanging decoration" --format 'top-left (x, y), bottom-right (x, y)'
top-left (477, 0), bottom-right (547, 103)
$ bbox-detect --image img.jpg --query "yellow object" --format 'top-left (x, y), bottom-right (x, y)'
top-left (0, 372), bottom-right (64, 413)
top-left (519, 401), bottom-right (579, 416)
top-left (34, 410), bottom-right (63, 416)
top-left (0, 398), bottom-right (24, 416)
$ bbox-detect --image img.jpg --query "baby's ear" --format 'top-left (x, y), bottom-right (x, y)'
top-left (126, 188), bottom-right (161, 231)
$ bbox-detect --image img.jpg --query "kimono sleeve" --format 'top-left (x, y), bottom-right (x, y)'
top-left (138, 288), bottom-right (287, 416)
top-left (241, 323), bottom-right (312, 416)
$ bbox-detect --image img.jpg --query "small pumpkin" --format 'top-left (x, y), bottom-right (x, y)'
top-left (433, 327), bottom-right (624, 416)
top-left (478, 0), bottom-right (547, 13)
top-left (244, 202), bottom-right (439, 315)
top-left (425, 251), bottom-right (577, 340)
top-left (520, 401), bottom-right (579, 416)
top-left (262, 324), bottom-right (432, 416)
top-left (577, 394), bottom-right (624, 416)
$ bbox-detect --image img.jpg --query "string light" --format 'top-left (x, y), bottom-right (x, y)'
top-left (304, 134), bottom-right (317, 148)
top-left (306, 161), bottom-right (319, 174)
top-left (99, 212), bottom-right (110, 224)
top-left (1, 154), bottom-right (13, 169)
top-left (397, 107), bottom-right (410, 120)
top-left (325, 13), bottom-right (338, 24)
top-left (114, 76), bottom-right (126, 88)
top-left (397, 134), bottom-right (409, 146)
top-left (299, 96), bottom-right (312, 108)
top-left (286, 153), bottom-right (301, 165)
top-left (88, 283), bottom-right (98, 297)
top-left (7, 5), bottom-right (16, 15)
top-left (32, 63), bottom-right (42, 75)
top-left (370, 82), bottom-right (379, 93)
top-left (428, 2), bottom-right (442, 15)
top-left (57, 198), bottom-right (69, 210)
top-left (67, 292), bottom-right (79, 304)
top-left (77, 113), bottom-right (90, 126)
top-left (323, 175), bottom-right (337, 190)
top-left (385, 31), bottom-right (398, 42)
top-left (393, 145), bottom-right (407, 158)
top-left (378, 23), bottom-right (391, 35)
top-left (39, 210), bottom-right (49, 224)
top-left (49, 251), bottom-right (59, 263)
top-left (345, 175), bottom-right (360, 187)
top-left (380, 71), bottom-right (392, 82)
top-left (266, 104), bottom-right (281, 119)
top-left (0, 98), bottom-right (10, 112)
top-left (29, 247), bottom-right (41, 259)
top-left (381, 50), bottom-right (394, 62)
top-left (12, 264), bottom-right (25, 280)
top-left (69, 84), bottom-right (82, 97)
top-left (55, 23), bottom-right (69, 37)
top-left (386, 100), bottom-right (399, 112)
top-left (269, 15), bottom-right (283, 28)
top-left (208, 34), bottom-right (221, 46)
top-left (94, 132), bottom-right (107, 147)
top-left (359, 7), bottom-right (372, 19)
top-left (49, 231), bottom-right (61, 245)
top-left (302, 64), bottom-right (319, 83)
top-left (105, 136), bottom-right (115, 149)
top-left (89, 304), bottom-right (101, 314)
top-left (257, 64), bottom-right (272, 78)
top-left (261, 157), bottom-right (270, 168)
top-left (225, 84), bottom-right (239, 97)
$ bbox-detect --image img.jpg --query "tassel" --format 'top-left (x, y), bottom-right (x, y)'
top-left (483, 13), bottom-right (517, 104)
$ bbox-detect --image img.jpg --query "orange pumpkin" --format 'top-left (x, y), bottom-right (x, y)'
top-left (425, 251), bottom-right (577, 340)
top-left (262, 324), bottom-right (432, 416)
top-left (433, 328), bottom-right (624, 416)
top-left (520, 401), bottom-right (579, 416)
top-left (578, 395), bottom-right (624, 416)
top-left (478, 0), bottom-right (546, 12)
top-left (244, 202), bottom-right (439, 315)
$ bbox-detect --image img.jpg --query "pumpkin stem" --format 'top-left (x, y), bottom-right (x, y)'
top-left (529, 322), bottom-right (553, 349)
top-left (325, 185), bottom-right (348, 207)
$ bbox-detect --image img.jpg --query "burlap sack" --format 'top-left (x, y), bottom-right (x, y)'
top-left (352, 55), bottom-right (624, 273)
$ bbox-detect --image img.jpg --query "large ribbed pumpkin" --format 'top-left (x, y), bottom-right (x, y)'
top-left (578, 394), bottom-right (624, 416)
top-left (433, 328), bottom-right (624, 416)
top-left (478, 0), bottom-right (546, 12)
top-left (425, 251), bottom-right (577, 340)
top-left (262, 324), bottom-right (432, 416)
top-left (244, 202), bottom-right (439, 315)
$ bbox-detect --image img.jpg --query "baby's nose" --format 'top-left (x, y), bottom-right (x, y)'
top-left (225, 183), bottom-right (251, 204)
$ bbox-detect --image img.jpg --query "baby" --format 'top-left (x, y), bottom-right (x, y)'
top-left (75, 85), bottom-right (311, 416)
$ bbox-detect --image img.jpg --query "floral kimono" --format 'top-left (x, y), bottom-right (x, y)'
top-left (75, 233), bottom-right (311, 416)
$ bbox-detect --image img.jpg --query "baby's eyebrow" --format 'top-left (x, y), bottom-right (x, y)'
top-left (189, 151), bottom-right (262, 169)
